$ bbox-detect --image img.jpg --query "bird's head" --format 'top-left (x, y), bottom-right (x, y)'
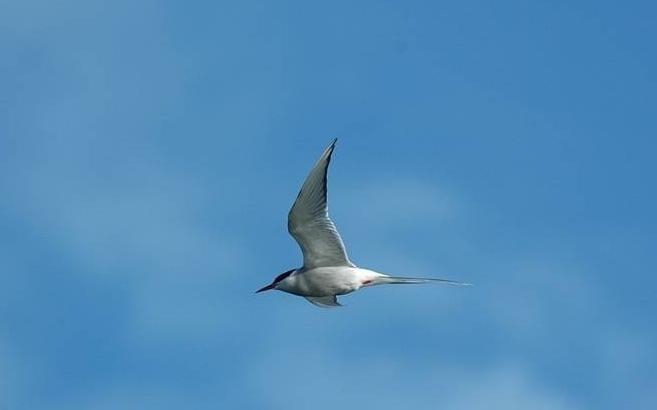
top-left (255, 269), bottom-right (295, 293)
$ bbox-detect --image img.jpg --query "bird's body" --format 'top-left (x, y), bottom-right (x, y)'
top-left (256, 139), bottom-right (469, 307)
top-left (278, 267), bottom-right (378, 297)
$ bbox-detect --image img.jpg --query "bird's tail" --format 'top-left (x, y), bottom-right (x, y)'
top-left (377, 276), bottom-right (472, 286)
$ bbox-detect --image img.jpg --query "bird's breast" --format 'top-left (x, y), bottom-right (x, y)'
top-left (286, 266), bottom-right (363, 297)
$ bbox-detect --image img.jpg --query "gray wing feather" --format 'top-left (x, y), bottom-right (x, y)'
top-left (288, 139), bottom-right (354, 269)
top-left (305, 295), bottom-right (342, 308)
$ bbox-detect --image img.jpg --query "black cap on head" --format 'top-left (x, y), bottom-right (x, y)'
top-left (255, 269), bottom-right (294, 293)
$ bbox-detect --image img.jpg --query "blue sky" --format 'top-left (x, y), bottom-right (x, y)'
top-left (2, 0), bottom-right (656, 409)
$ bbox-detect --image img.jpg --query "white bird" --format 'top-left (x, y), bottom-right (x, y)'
top-left (256, 139), bottom-right (469, 307)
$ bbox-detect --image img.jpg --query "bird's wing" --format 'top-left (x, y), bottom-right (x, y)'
top-left (288, 139), bottom-right (354, 269)
top-left (305, 295), bottom-right (342, 308)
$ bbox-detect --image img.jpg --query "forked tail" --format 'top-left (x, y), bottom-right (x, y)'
top-left (378, 276), bottom-right (472, 286)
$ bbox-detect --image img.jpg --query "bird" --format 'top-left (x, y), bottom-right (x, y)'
top-left (256, 139), bottom-right (470, 308)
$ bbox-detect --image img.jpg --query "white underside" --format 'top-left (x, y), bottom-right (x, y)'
top-left (276, 266), bottom-right (383, 298)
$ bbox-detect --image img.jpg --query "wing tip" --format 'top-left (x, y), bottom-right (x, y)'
top-left (326, 138), bottom-right (338, 155)
top-left (323, 138), bottom-right (338, 167)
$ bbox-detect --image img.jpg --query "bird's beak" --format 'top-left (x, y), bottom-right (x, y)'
top-left (255, 283), bottom-right (275, 293)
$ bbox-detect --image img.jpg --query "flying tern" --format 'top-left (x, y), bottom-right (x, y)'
top-left (256, 139), bottom-right (469, 308)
